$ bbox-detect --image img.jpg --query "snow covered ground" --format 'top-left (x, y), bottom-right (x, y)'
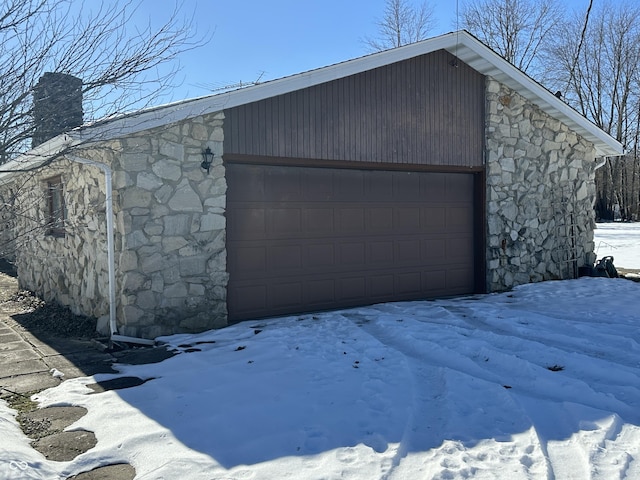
top-left (1, 226), bottom-right (639, 479)
top-left (594, 222), bottom-right (640, 269)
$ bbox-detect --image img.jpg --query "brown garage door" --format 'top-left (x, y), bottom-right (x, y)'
top-left (226, 164), bottom-right (476, 321)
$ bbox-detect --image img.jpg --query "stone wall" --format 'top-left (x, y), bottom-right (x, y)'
top-left (111, 112), bottom-right (227, 338)
top-left (12, 111), bottom-right (227, 339)
top-left (0, 182), bottom-right (17, 262)
top-left (12, 158), bottom-right (111, 317)
top-left (485, 78), bottom-right (598, 291)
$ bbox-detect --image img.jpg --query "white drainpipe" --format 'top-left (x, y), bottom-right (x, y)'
top-left (68, 155), bottom-right (155, 346)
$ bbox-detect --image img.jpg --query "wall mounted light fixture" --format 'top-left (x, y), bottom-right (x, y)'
top-left (201, 147), bottom-right (214, 174)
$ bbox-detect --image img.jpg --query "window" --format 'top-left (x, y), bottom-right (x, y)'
top-left (45, 176), bottom-right (65, 237)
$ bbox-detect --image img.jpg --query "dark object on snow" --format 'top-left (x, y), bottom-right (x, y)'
top-left (594, 256), bottom-right (619, 278)
top-left (578, 265), bottom-right (595, 277)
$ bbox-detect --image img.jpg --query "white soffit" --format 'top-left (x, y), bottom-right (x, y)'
top-left (447, 33), bottom-right (623, 157)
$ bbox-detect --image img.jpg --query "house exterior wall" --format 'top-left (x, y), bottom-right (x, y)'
top-left (6, 73), bottom-right (606, 338)
top-left (11, 158), bottom-right (111, 317)
top-left (485, 77), bottom-right (598, 291)
top-left (110, 111), bottom-right (227, 338)
top-left (11, 111), bottom-right (227, 339)
top-left (0, 183), bottom-right (17, 263)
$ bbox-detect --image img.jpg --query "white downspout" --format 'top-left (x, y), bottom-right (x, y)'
top-left (68, 155), bottom-right (154, 346)
top-left (595, 156), bottom-right (608, 170)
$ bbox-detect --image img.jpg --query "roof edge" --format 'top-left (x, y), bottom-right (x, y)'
top-left (1, 30), bottom-right (624, 177)
top-left (78, 30), bottom-right (622, 157)
top-left (447, 32), bottom-right (623, 157)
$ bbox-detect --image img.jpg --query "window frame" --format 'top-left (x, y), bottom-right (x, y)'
top-left (45, 175), bottom-right (65, 237)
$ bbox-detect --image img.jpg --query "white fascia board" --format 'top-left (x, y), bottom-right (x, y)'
top-left (55, 31), bottom-right (624, 158)
top-left (74, 34), bottom-right (463, 141)
top-left (0, 134), bottom-right (77, 181)
top-left (448, 33), bottom-right (624, 157)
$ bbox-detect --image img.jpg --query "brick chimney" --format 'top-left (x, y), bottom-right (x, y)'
top-left (32, 72), bottom-right (83, 148)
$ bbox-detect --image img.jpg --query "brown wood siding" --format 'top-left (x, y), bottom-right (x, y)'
top-left (224, 50), bottom-right (485, 168)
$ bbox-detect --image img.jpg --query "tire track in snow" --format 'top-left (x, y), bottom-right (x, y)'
top-left (444, 302), bottom-right (640, 374)
top-left (341, 312), bottom-right (449, 480)
top-left (341, 311), bottom-right (551, 479)
top-left (341, 300), bottom-right (640, 480)
top-left (408, 303), bottom-right (640, 424)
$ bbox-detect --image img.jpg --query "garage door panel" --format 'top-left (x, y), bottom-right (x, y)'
top-left (447, 206), bottom-right (474, 230)
top-left (394, 173), bottom-right (421, 200)
top-left (266, 169), bottom-right (302, 201)
top-left (228, 208), bottom-right (266, 236)
top-left (304, 208), bottom-right (335, 233)
top-left (269, 208), bottom-right (302, 236)
top-left (447, 268), bottom-right (475, 291)
top-left (336, 171), bottom-right (365, 199)
top-left (271, 282), bottom-right (302, 308)
top-left (339, 208), bottom-right (365, 231)
top-left (397, 239), bottom-right (421, 263)
top-left (422, 207), bottom-right (447, 230)
top-left (445, 174), bottom-right (474, 201)
top-left (368, 208), bottom-right (393, 231)
top-left (267, 245), bottom-right (302, 270)
top-left (226, 165), bottom-right (265, 202)
top-left (422, 239), bottom-right (446, 263)
top-left (367, 174), bottom-right (394, 198)
top-left (339, 242), bottom-right (366, 265)
top-left (304, 170), bottom-right (334, 200)
top-left (396, 272), bottom-right (423, 295)
top-left (370, 274), bottom-right (395, 297)
top-left (233, 246), bottom-right (267, 274)
top-left (305, 279), bottom-right (335, 305)
top-left (447, 236), bottom-right (474, 261)
top-left (229, 285), bottom-right (267, 316)
top-left (226, 164), bottom-right (477, 321)
top-left (369, 241), bottom-right (394, 263)
top-left (306, 243), bottom-right (336, 267)
top-left (420, 174), bottom-right (446, 201)
top-left (395, 207), bottom-right (421, 231)
top-left (423, 270), bottom-right (447, 292)
top-left (338, 277), bottom-right (367, 301)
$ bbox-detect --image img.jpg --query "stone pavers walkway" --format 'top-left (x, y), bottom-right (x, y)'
top-left (0, 271), bottom-right (173, 479)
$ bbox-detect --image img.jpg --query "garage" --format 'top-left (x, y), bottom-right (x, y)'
top-left (2, 31), bottom-right (623, 339)
top-left (222, 47), bottom-right (486, 322)
top-left (226, 163), bottom-right (478, 321)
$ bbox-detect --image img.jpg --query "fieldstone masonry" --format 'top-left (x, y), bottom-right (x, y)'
top-left (485, 77), bottom-right (598, 291)
top-left (7, 78), bottom-right (606, 338)
top-left (12, 157), bottom-right (111, 319)
top-left (14, 112), bottom-right (228, 339)
top-left (0, 184), bottom-right (16, 262)
top-left (112, 111), bottom-right (227, 338)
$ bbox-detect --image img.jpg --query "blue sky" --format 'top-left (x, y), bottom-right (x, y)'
top-left (139, 0), bottom-right (589, 102)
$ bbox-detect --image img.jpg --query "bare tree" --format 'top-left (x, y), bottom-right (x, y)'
top-left (364, 0), bottom-right (437, 51)
top-left (0, 0), bottom-right (205, 165)
top-left (0, 0), bottom-right (206, 262)
top-left (460, 0), bottom-right (563, 75)
top-left (545, 1), bottom-right (640, 221)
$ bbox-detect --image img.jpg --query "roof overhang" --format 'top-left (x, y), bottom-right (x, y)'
top-left (443, 32), bottom-right (623, 157)
top-left (0, 135), bottom-right (77, 182)
top-left (0, 30), bottom-right (623, 180)
top-left (81, 30), bottom-right (623, 157)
